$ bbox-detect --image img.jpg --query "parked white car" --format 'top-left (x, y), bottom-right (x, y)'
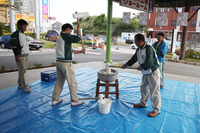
top-left (130, 38), bottom-right (157, 49)
top-left (165, 38), bottom-right (181, 47)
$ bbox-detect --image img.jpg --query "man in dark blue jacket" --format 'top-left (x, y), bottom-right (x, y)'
top-left (152, 33), bottom-right (168, 89)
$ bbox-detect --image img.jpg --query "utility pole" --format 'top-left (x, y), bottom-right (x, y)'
top-left (35, 0), bottom-right (40, 39)
top-left (9, 0), bottom-right (16, 33)
top-left (180, 0), bottom-right (190, 60)
top-left (105, 0), bottom-right (113, 63)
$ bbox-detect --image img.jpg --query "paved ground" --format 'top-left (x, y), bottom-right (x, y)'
top-left (0, 45), bottom-right (200, 79)
top-left (0, 47), bottom-right (135, 70)
top-left (0, 61), bottom-right (199, 90)
top-left (0, 45), bottom-right (199, 90)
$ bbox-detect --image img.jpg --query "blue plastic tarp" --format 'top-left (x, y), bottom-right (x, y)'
top-left (0, 67), bottom-right (199, 133)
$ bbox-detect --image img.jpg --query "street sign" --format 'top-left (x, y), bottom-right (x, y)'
top-left (156, 13), bottom-right (168, 26)
top-left (48, 16), bottom-right (52, 20)
top-left (93, 37), bottom-right (97, 43)
top-left (120, 0), bottom-right (154, 13)
top-left (52, 17), bottom-right (56, 21)
top-left (139, 12), bottom-right (148, 25)
top-left (123, 12), bottom-right (131, 24)
top-left (177, 12), bottom-right (188, 26)
top-left (16, 14), bottom-right (35, 21)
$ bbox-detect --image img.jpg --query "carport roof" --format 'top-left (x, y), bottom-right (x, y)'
top-left (113, 0), bottom-right (200, 8)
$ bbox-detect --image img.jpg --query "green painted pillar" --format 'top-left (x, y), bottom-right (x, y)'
top-left (104, 0), bottom-right (113, 63)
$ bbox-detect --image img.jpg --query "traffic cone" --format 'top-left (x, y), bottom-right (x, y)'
top-left (116, 45), bottom-right (119, 50)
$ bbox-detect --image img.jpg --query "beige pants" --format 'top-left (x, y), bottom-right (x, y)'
top-left (139, 68), bottom-right (161, 113)
top-left (52, 61), bottom-right (78, 102)
top-left (16, 56), bottom-right (29, 89)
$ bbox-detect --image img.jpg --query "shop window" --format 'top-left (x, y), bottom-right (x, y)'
top-left (157, 8), bottom-right (168, 12)
top-left (192, 7), bottom-right (199, 11)
top-left (190, 21), bottom-right (196, 27)
top-left (171, 20), bottom-right (177, 27)
top-left (164, 8), bottom-right (169, 12)
top-left (156, 8), bottom-right (161, 12)
top-left (173, 8), bottom-right (178, 12)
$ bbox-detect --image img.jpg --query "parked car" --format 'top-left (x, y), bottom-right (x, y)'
top-left (105, 39), bottom-right (115, 45)
top-left (125, 39), bottom-right (133, 44)
top-left (27, 36), bottom-right (45, 50)
top-left (130, 38), bottom-right (157, 49)
top-left (46, 30), bottom-right (60, 42)
top-left (84, 36), bottom-right (92, 40)
top-left (0, 35), bottom-right (45, 50)
top-left (97, 38), bottom-right (105, 44)
top-left (130, 41), bottom-right (138, 49)
top-left (0, 35), bottom-right (12, 49)
top-left (165, 37), bottom-right (181, 47)
top-left (146, 38), bottom-right (157, 45)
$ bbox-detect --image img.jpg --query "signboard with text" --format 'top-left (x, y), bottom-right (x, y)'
top-left (171, 29), bottom-right (177, 53)
top-left (120, 0), bottom-right (153, 13)
top-left (16, 14), bottom-right (35, 21)
top-left (42, 0), bottom-right (48, 23)
top-left (93, 37), bottom-right (97, 43)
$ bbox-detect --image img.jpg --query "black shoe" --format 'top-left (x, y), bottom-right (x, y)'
top-left (160, 85), bottom-right (164, 89)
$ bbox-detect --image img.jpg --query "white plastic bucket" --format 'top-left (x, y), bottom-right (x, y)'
top-left (98, 98), bottom-right (112, 114)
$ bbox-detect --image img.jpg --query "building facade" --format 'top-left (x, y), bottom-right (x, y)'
top-left (52, 21), bottom-right (62, 31)
top-left (0, 6), bottom-right (9, 25)
top-left (15, 0), bottom-right (35, 13)
top-left (146, 7), bottom-right (200, 41)
top-left (0, 0), bottom-right (51, 33)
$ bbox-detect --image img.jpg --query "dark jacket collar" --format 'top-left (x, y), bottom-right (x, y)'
top-left (140, 42), bottom-right (147, 50)
top-left (18, 30), bottom-right (24, 33)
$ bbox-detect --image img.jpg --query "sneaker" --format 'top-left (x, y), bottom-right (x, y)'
top-left (52, 98), bottom-right (63, 106)
top-left (24, 88), bottom-right (31, 93)
top-left (71, 100), bottom-right (84, 106)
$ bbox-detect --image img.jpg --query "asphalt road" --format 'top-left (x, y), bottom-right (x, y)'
top-left (0, 46), bottom-right (199, 78)
top-left (0, 50), bottom-right (133, 69)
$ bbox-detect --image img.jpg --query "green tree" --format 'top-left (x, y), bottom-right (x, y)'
top-left (0, 0), bottom-right (22, 10)
top-left (72, 14), bottom-right (146, 37)
top-left (93, 14), bottom-right (106, 31)
top-left (112, 18), bottom-right (143, 37)
top-left (0, 22), bottom-right (10, 36)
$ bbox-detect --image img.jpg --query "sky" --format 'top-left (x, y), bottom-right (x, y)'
top-left (49, 0), bottom-right (140, 24)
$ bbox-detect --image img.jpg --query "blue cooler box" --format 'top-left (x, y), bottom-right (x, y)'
top-left (41, 70), bottom-right (57, 82)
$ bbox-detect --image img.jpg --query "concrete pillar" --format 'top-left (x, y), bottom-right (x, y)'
top-left (35, 0), bottom-right (40, 39)
top-left (9, 0), bottom-right (16, 33)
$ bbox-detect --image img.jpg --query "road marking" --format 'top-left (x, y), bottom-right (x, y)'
top-left (86, 52), bottom-right (101, 55)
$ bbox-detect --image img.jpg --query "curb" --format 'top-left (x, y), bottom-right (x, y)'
top-left (0, 65), bottom-right (56, 74)
top-left (167, 59), bottom-right (200, 66)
